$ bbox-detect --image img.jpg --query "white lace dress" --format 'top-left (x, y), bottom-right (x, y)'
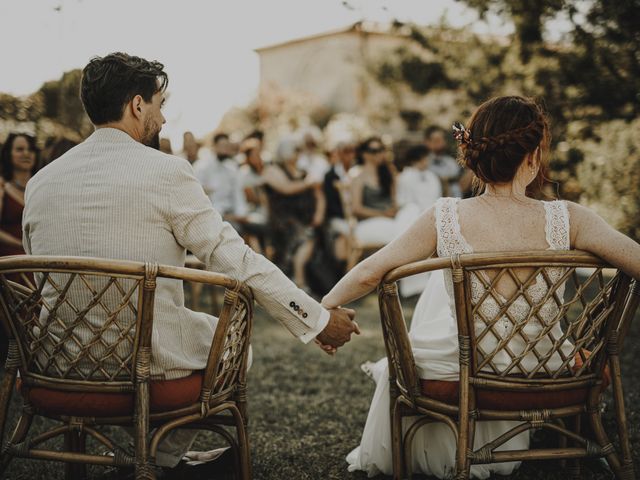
top-left (347, 197), bottom-right (573, 479)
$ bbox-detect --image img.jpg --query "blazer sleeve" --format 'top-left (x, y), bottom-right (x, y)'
top-left (165, 159), bottom-right (328, 341)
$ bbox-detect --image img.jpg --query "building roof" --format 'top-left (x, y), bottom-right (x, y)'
top-left (254, 21), bottom-right (405, 53)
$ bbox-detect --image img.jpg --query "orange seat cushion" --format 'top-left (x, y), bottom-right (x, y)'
top-left (19, 372), bottom-right (203, 417)
top-left (421, 350), bottom-right (610, 410)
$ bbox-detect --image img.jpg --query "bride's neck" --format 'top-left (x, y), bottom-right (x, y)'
top-left (483, 182), bottom-right (527, 198)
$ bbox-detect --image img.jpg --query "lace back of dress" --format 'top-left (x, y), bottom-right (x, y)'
top-left (470, 200), bottom-right (576, 377)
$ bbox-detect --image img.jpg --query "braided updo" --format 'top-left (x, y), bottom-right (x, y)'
top-left (458, 96), bottom-right (550, 196)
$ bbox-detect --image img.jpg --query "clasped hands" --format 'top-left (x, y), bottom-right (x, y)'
top-left (315, 307), bottom-right (359, 355)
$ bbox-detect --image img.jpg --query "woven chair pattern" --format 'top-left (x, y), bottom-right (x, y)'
top-left (468, 265), bottom-right (615, 380)
top-left (0, 271), bottom-right (142, 382)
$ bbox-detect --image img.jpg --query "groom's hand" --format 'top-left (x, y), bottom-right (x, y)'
top-left (316, 307), bottom-right (359, 353)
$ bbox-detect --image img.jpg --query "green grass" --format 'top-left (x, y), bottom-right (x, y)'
top-left (1, 291), bottom-right (639, 479)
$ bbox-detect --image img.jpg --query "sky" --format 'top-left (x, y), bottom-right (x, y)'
top-left (0, 0), bottom-right (572, 149)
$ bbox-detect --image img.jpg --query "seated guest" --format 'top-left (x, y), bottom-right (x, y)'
top-left (395, 144), bottom-right (443, 296)
top-left (179, 131), bottom-right (200, 164)
top-left (194, 132), bottom-right (235, 171)
top-left (424, 125), bottom-right (461, 197)
top-left (350, 136), bottom-right (398, 246)
top-left (0, 132), bottom-right (39, 361)
top-left (22, 52), bottom-right (358, 473)
top-left (263, 136), bottom-right (325, 291)
top-left (396, 144), bottom-right (442, 215)
top-left (42, 137), bottom-right (79, 167)
top-left (238, 138), bottom-right (270, 255)
top-left (297, 125), bottom-right (330, 183)
top-left (323, 137), bottom-right (356, 263)
top-left (0, 133), bottom-right (39, 258)
top-left (193, 135), bottom-right (248, 226)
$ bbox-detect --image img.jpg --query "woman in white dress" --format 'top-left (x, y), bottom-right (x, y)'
top-left (322, 96), bottom-right (640, 479)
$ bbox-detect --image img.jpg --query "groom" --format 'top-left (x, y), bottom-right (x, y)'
top-left (21, 52), bottom-right (358, 469)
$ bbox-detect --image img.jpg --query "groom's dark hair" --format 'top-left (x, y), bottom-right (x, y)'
top-left (80, 52), bottom-right (168, 125)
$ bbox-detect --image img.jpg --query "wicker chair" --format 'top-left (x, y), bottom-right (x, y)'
top-left (0, 255), bottom-right (254, 480)
top-left (378, 250), bottom-right (639, 480)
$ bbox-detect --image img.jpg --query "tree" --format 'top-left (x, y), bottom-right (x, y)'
top-left (455, 0), bottom-right (568, 62)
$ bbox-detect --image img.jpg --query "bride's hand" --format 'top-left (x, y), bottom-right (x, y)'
top-left (314, 338), bottom-right (337, 355)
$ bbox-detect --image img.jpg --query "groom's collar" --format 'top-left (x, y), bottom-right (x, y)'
top-left (86, 127), bottom-right (139, 145)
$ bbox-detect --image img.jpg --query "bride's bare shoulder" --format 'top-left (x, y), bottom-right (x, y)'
top-left (565, 200), bottom-right (613, 246)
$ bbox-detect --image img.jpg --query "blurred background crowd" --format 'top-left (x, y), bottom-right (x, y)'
top-left (0, 123), bottom-right (466, 297)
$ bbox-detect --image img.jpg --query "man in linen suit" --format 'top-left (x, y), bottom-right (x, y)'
top-left (22, 52), bottom-right (358, 470)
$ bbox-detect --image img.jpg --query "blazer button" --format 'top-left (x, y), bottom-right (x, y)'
top-left (289, 301), bottom-right (295, 308)
top-left (303, 313), bottom-right (308, 319)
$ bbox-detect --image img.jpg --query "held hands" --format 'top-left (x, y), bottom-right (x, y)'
top-left (315, 307), bottom-right (359, 355)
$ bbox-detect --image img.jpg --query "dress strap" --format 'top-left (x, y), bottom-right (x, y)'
top-left (543, 200), bottom-right (570, 250)
top-left (435, 197), bottom-right (473, 257)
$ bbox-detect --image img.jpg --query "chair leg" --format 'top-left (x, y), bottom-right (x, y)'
top-left (0, 348), bottom-right (18, 444)
top-left (567, 415), bottom-right (581, 480)
top-left (64, 430), bottom-right (87, 480)
top-left (230, 405), bottom-right (251, 480)
top-left (391, 399), bottom-right (404, 480)
top-left (455, 408), bottom-right (470, 479)
top-left (134, 383), bottom-right (155, 480)
top-left (464, 415), bottom-right (475, 479)
top-left (588, 409), bottom-right (624, 479)
top-left (0, 408), bottom-right (33, 475)
top-left (610, 356), bottom-right (635, 480)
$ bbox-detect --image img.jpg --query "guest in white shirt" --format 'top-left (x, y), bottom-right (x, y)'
top-left (396, 144), bottom-right (442, 213)
top-left (193, 133), bottom-right (248, 223)
top-left (238, 138), bottom-right (270, 255)
top-left (296, 125), bottom-right (330, 183)
top-left (424, 126), bottom-right (461, 197)
top-left (395, 144), bottom-right (443, 296)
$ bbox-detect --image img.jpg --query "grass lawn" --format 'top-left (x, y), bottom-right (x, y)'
top-left (1, 289), bottom-right (638, 479)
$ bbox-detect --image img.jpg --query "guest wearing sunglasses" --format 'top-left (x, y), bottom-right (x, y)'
top-left (350, 136), bottom-right (398, 246)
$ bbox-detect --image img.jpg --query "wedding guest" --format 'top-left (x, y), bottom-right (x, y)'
top-left (22, 52), bottom-right (357, 474)
top-left (0, 133), bottom-right (39, 257)
top-left (297, 125), bottom-right (330, 183)
top-left (350, 136), bottom-right (398, 246)
top-left (179, 131), bottom-right (200, 164)
top-left (424, 125), bottom-right (461, 197)
top-left (396, 144), bottom-right (442, 213)
top-left (0, 133), bottom-right (39, 362)
top-left (395, 144), bottom-right (443, 296)
top-left (193, 145), bottom-right (248, 226)
top-left (324, 95), bottom-right (640, 479)
top-left (44, 137), bottom-right (79, 166)
top-left (214, 132), bottom-right (241, 169)
top-left (323, 138), bottom-right (356, 263)
top-left (263, 136), bottom-right (325, 290)
top-left (238, 138), bottom-right (270, 255)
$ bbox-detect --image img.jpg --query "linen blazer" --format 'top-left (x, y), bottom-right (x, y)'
top-left (22, 128), bottom-right (328, 379)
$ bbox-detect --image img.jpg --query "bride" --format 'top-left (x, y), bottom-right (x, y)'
top-left (322, 95), bottom-right (640, 479)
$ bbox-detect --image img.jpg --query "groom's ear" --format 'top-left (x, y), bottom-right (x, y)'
top-left (131, 94), bottom-right (144, 120)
